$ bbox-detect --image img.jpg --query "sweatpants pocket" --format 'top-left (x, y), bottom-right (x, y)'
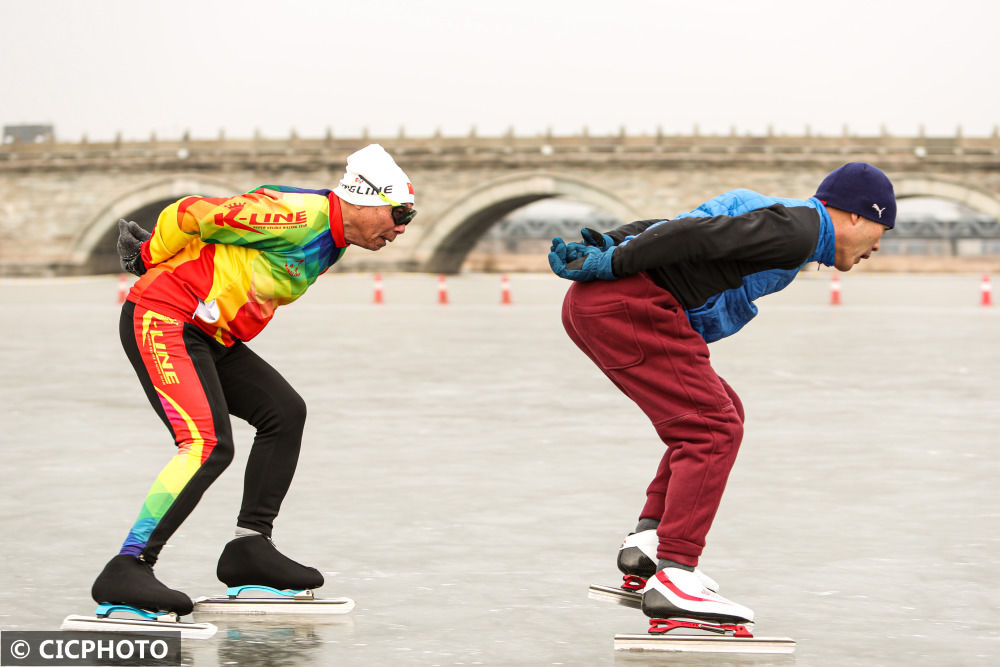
top-left (573, 303), bottom-right (645, 370)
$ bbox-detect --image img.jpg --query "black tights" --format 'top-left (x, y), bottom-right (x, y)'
top-left (119, 302), bottom-right (306, 563)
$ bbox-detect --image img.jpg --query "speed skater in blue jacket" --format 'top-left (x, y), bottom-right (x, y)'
top-left (549, 162), bottom-right (895, 624)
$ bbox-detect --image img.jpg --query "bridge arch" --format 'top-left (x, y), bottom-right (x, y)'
top-left (889, 176), bottom-right (1000, 255)
top-left (67, 175), bottom-right (241, 273)
top-left (894, 176), bottom-right (1000, 218)
top-left (416, 172), bottom-right (640, 273)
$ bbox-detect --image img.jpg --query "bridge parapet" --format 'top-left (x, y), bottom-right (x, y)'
top-left (3, 130), bottom-right (999, 173)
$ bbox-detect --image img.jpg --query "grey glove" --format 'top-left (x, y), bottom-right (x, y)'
top-left (117, 219), bottom-right (151, 276)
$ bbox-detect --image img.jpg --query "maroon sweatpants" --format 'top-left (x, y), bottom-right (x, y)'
top-left (561, 273), bottom-right (745, 566)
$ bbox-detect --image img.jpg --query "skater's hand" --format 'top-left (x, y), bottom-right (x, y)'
top-left (548, 237), bottom-right (585, 277)
top-left (548, 237), bottom-right (617, 281)
top-left (117, 219), bottom-right (151, 276)
top-left (580, 227), bottom-right (615, 250)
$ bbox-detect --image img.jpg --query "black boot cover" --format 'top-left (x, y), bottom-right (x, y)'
top-left (91, 554), bottom-right (194, 615)
top-left (216, 535), bottom-right (324, 590)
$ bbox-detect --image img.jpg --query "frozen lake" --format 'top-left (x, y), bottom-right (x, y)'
top-left (1, 271), bottom-right (997, 666)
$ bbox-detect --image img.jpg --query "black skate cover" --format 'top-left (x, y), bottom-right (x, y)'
top-left (217, 535), bottom-right (324, 590)
top-left (91, 554), bottom-right (194, 615)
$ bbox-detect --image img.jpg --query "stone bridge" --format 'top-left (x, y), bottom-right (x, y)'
top-left (1, 129), bottom-right (999, 275)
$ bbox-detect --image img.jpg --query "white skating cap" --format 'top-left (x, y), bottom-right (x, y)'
top-left (334, 144), bottom-right (414, 207)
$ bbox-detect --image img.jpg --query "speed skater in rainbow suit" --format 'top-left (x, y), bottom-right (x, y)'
top-left (91, 145), bottom-right (416, 615)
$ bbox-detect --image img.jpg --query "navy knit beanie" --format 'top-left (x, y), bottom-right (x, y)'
top-left (814, 162), bottom-right (896, 229)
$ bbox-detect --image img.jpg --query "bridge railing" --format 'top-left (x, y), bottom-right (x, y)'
top-left (3, 130), bottom-right (999, 170)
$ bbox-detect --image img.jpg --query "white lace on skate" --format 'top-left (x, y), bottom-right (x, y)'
top-left (642, 568), bottom-right (753, 623)
top-left (619, 530), bottom-right (720, 593)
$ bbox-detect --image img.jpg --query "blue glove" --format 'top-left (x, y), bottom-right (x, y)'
top-left (580, 227), bottom-right (615, 250)
top-left (548, 237), bottom-right (617, 281)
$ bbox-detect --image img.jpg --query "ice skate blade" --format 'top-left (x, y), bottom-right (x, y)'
top-left (193, 586), bottom-right (355, 615)
top-left (60, 614), bottom-right (217, 640)
top-left (614, 633), bottom-right (796, 654)
top-left (192, 596), bottom-right (355, 615)
top-left (587, 583), bottom-right (641, 609)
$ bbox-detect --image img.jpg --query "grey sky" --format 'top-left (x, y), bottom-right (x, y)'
top-left (3, 0), bottom-right (998, 142)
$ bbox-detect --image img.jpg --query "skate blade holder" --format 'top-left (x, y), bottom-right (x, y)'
top-left (193, 585), bottom-right (355, 615)
top-left (60, 604), bottom-right (217, 640)
top-left (227, 585), bottom-right (316, 600)
top-left (587, 583), bottom-right (641, 609)
top-left (614, 617), bottom-right (796, 654)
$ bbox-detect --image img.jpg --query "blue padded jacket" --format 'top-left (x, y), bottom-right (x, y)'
top-left (609, 189), bottom-right (836, 342)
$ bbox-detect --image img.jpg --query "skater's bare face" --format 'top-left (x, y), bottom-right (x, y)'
top-left (342, 204), bottom-right (408, 251)
top-left (830, 209), bottom-right (888, 271)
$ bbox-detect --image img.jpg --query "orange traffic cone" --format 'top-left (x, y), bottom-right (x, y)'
top-left (373, 272), bottom-right (384, 304)
top-left (500, 274), bottom-right (512, 305)
top-left (830, 275), bottom-right (841, 306)
top-left (117, 274), bottom-right (129, 304)
top-left (982, 274), bottom-right (993, 307)
top-left (438, 274), bottom-right (449, 305)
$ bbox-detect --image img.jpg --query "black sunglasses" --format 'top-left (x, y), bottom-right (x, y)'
top-left (357, 173), bottom-right (417, 226)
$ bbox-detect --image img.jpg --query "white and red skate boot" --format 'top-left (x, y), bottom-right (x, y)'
top-left (640, 567), bottom-right (753, 623)
top-left (617, 530), bottom-right (719, 593)
top-left (616, 573), bottom-right (794, 654)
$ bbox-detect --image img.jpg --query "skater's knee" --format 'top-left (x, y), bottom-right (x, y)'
top-left (716, 412), bottom-right (744, 455)
top-left (705, 403), bottom-right (744, 438)
top-left (726, 404), bottom-right (743, 434)
top-left (283, 391), bottom-right (308, 432)
top-left (274, 392), bottom-right (307, 434)
top-left (252, 391), bottom-right (306, 435)
top-left (653, 408), bottom-right (743, 449)
top-left (714, 407), bottom-right (744, 446)
top-left (285, 392), bottom-right (307, 429)
top-left (181, 433), bottom-right (235, 469)
top-left (206, 435), bottom-right (236, 468)
top-left (729, 418), bottom-right (744, 446)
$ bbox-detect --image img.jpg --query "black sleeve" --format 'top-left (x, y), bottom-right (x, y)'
top-left (611, 204), bottom-right (820, 278)
top-left (605, 219), bottom-right (666, 244)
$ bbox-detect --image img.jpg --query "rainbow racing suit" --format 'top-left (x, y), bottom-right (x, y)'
top-left (131, 185), bottom-right (348, 345)
top-left (118, 185), bottom-right (347, 563)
